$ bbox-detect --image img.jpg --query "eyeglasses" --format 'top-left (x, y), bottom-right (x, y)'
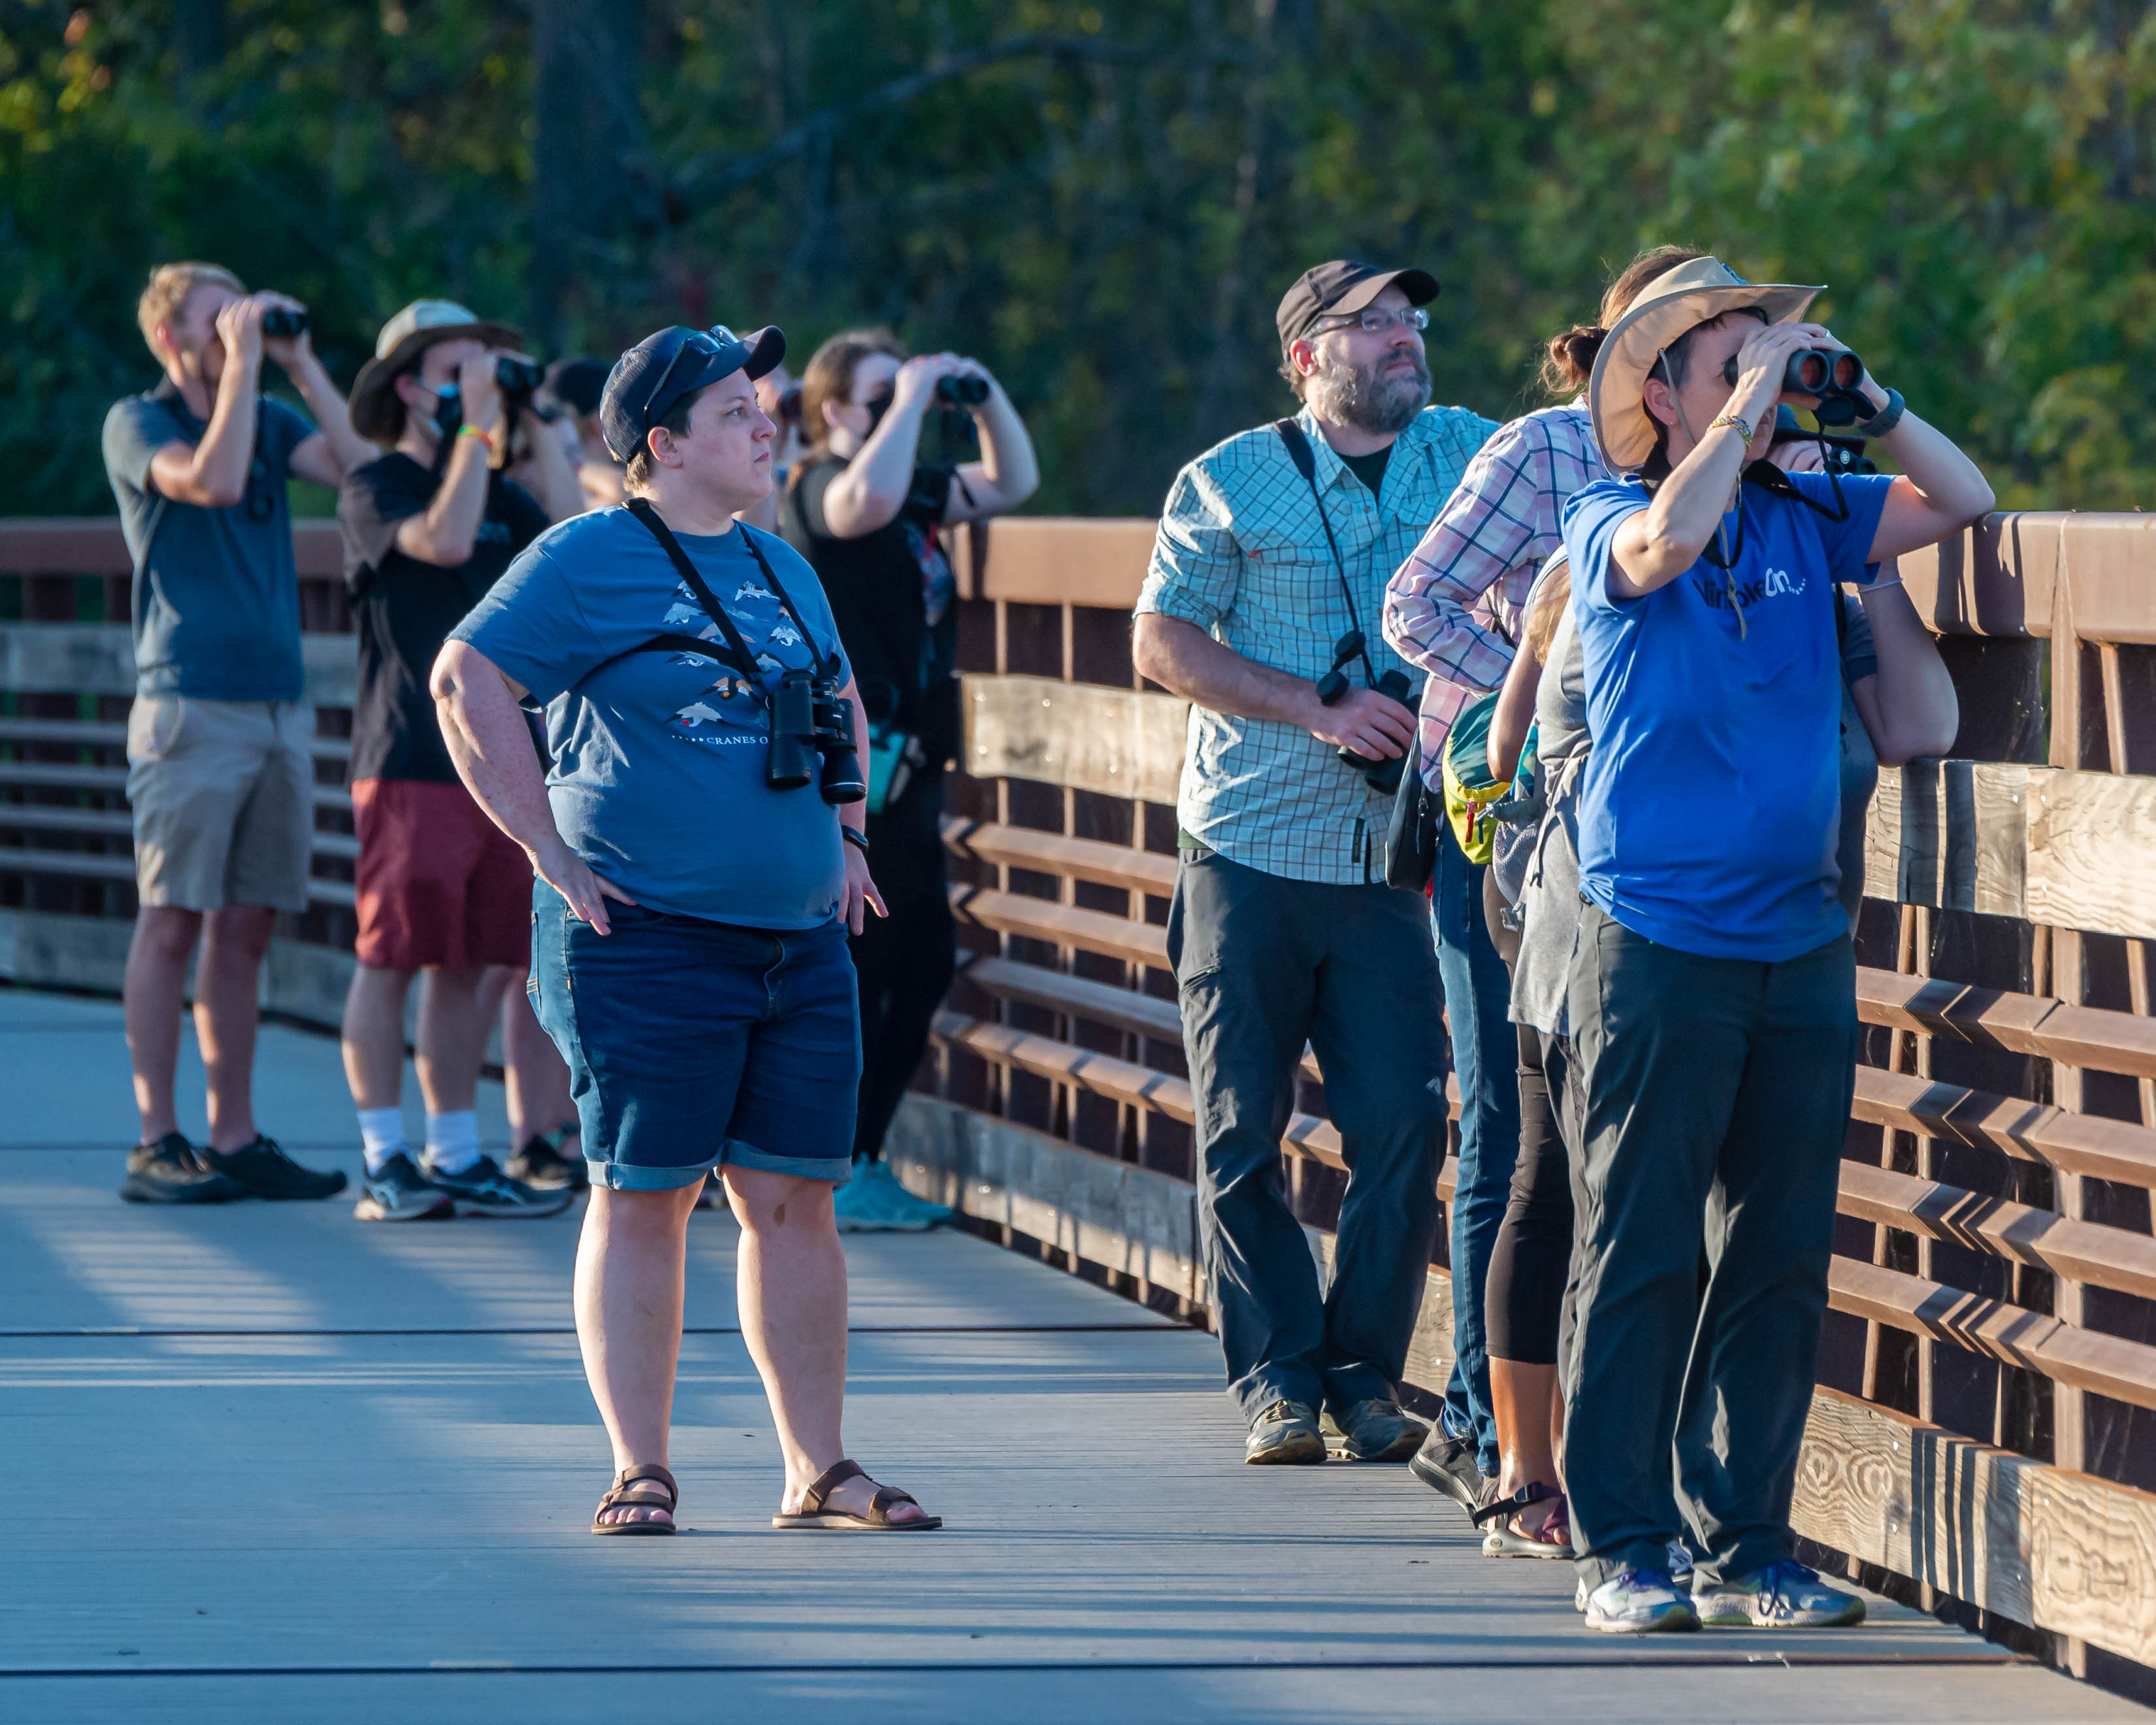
top-left (642, 325), bottom-right (742, 439)
top-left (1311, 306), bottom-right (1429, 337)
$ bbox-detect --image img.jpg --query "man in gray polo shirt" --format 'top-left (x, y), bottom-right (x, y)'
top-left (1133, 260), bottom-right (1497, 1465)
top-left (102, 261), bottom-right (375, 1205)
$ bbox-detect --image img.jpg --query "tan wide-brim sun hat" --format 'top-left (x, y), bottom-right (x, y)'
top-left (350, 299), bottom-right (525, 443)
top-left (1587, 256), bottom-right (1823, 472)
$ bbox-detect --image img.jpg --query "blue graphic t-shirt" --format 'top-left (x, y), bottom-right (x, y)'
top-left (452, 508), bottom-right (851, 930)
top-left (1561, 468), bottom-right (1894, 961)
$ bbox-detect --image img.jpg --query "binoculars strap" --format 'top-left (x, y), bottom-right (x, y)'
top-left (1273, 418), bottom-right (1380, 691)
top-left (625, 498), bottom-right (834, 685)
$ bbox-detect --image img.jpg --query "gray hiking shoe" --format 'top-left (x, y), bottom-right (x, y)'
top-left (1409, 1423), bottom-right (1495, 1519)
top-left (1245, 1399), bottom-right (1326, 1465)
top-left (1693, 1560), bottom-right (1865, 1628)
top-left (1582, 1566), bottom-right (1701, 1634)
top-left (1331, 1398), bottom-right (1427, 1462)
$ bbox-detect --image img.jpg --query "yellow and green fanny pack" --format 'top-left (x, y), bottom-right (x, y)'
top-left (1442, 692), bottom-right (1512, 866)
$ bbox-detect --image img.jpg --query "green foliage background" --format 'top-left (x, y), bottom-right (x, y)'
top-left (1, 0), bottom-right (2150, 517)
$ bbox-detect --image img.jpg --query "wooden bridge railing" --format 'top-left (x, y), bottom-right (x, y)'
top-left (3, 512), bottom-right (2155, 1679)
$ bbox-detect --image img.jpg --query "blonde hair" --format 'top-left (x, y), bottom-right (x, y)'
top-left (1522, 561), bottom-right (1571, 665)
top-left (137, 262), bottom-right (247, 359)
top-left (1537, 246), bottom-right (1708, 398)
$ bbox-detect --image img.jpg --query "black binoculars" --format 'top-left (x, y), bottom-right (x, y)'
top-left (1339, 669), bottom-right (1413, 797)
top-left (1316, 631), bottom-right (1413, 797)
top-left (261, 308), bottom-right (308, 338)
top-left (495, 355), bottom-right (545, 395)
top-left (935, 375), bottom-right (990, 407)
top-left (767, 670), bottom-right (866, 805)
top-left (1723, 344), bottom-right (1867, 419)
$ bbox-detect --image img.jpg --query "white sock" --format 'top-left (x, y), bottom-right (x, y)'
top-left (423, 1110), bottom-right (482, 1176)
top-left (358, 1108), bottom-right (407, 1176)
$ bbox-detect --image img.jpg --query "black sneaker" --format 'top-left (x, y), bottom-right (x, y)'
top-left (422, 1154), bottom-right (574, 1218)
top-left (199, 1135), bottom-right (350, 1200)
top-left (504, 1133), bottom-right (589, 1192)
top-left (119, 1132), bottom-right (240, 1205)
top-left (1409, 1422), bottom-right (1497, 1521)
top-left (353, 1152), bottom-right (454, 1223)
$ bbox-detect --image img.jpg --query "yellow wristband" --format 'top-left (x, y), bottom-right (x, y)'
top-left (456, 424), bottom-right (491, 442)
top-left (1705, 412), bottom-right (1755, 444)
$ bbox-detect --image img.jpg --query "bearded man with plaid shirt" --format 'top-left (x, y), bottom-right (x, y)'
top-left (1132, 260), bottom-right (1497, 1466)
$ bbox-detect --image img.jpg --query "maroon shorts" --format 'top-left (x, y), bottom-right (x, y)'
top-left (351, 778), bottom-right (532, 971)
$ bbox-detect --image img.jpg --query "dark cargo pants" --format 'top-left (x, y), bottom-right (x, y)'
top-left (1563, 902), bottom-right (1857, 1588)
top-left (1167, 847), bottom-right (1450, 1423)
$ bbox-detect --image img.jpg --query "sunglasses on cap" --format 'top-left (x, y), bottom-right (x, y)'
top-left (640, 324), bottom-right (747, 443)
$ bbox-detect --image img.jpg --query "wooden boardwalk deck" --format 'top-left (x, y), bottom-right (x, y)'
top-left (0, 988), bottom-right (2143, 1724)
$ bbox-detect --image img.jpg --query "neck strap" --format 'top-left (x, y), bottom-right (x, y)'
top-left (625, 497), bottom-right (830, 682)
top-left (1273, 418), bottom-right (1379, 686)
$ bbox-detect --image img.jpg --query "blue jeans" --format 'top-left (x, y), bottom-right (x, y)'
top-left (1432, 821), bottom-right (1520, 1476)
top-left (529, 885), bottom-right (860, 1191)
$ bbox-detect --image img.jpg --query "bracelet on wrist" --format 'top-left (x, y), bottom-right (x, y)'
top-left (1856, 387), bottom-right (1905, 440)
top-left (1705, 412), bottom-right (1756, 445)
top-left (1863, 572), bottom-right (1907, 594)
top-left (455, 423), bottom-right (492, 442)
top-left (841, 826), bottom-right (871, 855)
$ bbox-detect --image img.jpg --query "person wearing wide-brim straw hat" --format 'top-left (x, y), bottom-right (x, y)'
top-left (1552, 255), bottom-right (1995, 1635)
top-left (348, 301), bottom-right (525, 444)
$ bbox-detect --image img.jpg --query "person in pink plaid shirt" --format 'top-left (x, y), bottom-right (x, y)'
top-left (1380, 248), bottom-right (1712, 1524)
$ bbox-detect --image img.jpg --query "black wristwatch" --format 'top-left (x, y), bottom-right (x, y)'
top-left (1856, 387), bottom-right (1905, 440)
top-left (841, 826), bottom-right (871, 855)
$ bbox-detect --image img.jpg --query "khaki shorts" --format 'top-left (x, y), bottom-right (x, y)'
top-left (126, 696), bottom-right (315, 913)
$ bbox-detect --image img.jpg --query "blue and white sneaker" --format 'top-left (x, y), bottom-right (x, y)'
top-left (1582, 1566), bottom-right (1701, 1634)
top-left (1693, 1560), bottom-right (1865, 1628)
top-left (1667, 1537), bottom-right (1695, 1583)
top-left (421, 1154), bottom-right (574, 1219)
top-left (353, 1152), bottom-right (452, 1223)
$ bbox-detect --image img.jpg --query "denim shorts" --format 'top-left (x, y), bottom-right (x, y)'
top-left (529, 884), bottom-right (860, 1192)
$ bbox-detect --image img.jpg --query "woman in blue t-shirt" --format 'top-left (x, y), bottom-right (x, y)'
top-left (1552, 257), bottom-right (1991, 1635)
top-left (433, 325), bottom-right (941, 1539)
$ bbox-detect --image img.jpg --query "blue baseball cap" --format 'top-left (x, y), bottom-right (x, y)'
top-left (600, 323), bottom-right (786, 463)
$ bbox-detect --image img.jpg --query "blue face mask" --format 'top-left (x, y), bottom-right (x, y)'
top-left (427, 382), bottom-right (465, 443)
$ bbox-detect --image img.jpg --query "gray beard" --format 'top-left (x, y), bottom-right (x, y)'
top-left (1305, 350), bottom-right (1431, 435)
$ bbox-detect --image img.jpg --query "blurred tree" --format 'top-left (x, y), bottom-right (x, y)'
top-left (0, 0), bottom-right (2148, 517)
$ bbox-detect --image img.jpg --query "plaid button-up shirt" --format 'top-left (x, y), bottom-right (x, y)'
top-left (1382, 402), bottom-right (1608, 788)
top-left (1136, 402), bottom-right (1498, 884)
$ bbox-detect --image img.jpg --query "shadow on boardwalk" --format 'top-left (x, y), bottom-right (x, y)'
top-left (0, 989), bottom-right (2143, 1724)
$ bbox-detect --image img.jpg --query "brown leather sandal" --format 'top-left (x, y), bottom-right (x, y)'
top-left (771, 1459), bottom-right (942, 1531)
top-left (592, 1463), bottom-right (678, 1536)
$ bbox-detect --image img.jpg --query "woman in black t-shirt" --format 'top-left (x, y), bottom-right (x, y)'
top-left (783, 328), bottom-right (1039, 1229)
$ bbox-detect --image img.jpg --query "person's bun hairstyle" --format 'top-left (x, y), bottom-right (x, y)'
top-left (1537, 244), bottom-right (1710, 399)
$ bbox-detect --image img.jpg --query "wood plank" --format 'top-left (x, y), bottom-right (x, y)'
top-left (1852, 1064), bottom-right (2156, 1187)
top-left (955, 517), bottom-right (1155, 608)
top-left (1865, 762), bottom-right (2031, 919)
top-left (961, 674), bottom-right (1187, 804)
top-left (943, 817), bottom-right (1179, 898)
top-left (2027, 768), bottom-right (2156, 940)
top-left (1829, 1255), bottom-right (2156, 1413)
top-left (955, 885), bottom-right (1171, 972)
top-left (1792, 1387), bottom-right (2156, 1666)
top-left (0, 623), bottom-right (359, 705)
top-left (0, 517), bottom-right (344, 578)
top-left (1837, 1160), bottom-right (2156, 1303)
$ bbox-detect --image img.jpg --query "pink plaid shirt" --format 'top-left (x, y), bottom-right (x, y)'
top-left (1382, 402), bottom-right (1607, 787)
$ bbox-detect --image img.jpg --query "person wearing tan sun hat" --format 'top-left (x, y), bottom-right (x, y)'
top-left (1552, 256), bottom-right (1995, 1634)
